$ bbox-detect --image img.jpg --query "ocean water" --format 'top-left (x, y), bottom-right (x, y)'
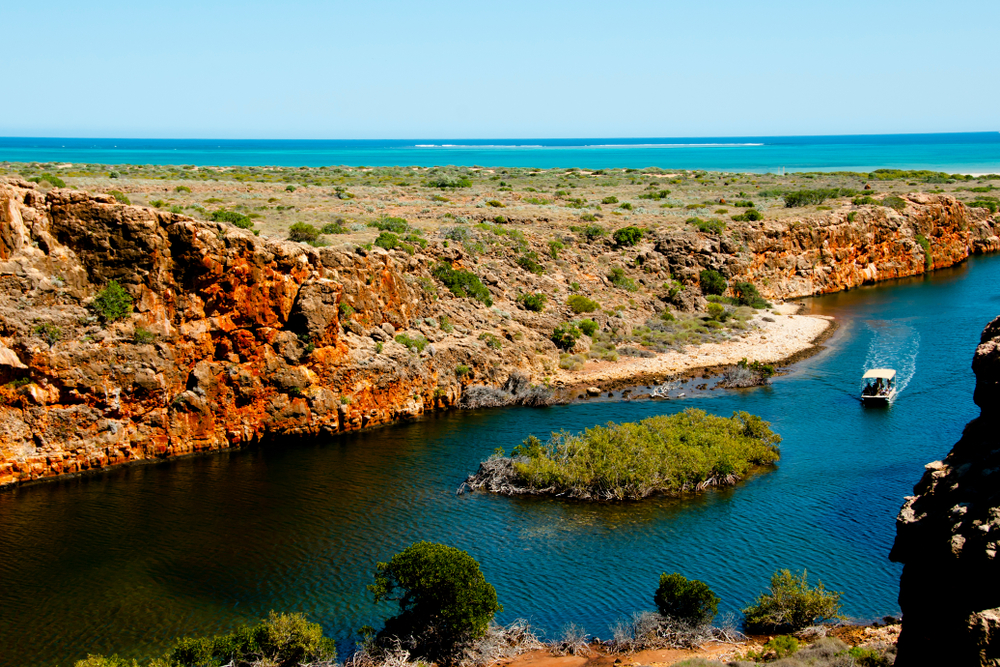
top-left (1, 133), bottom-right (999, 172)
top-left (1, 254), bottom-right (998, 666)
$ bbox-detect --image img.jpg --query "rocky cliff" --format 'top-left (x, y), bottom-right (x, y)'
top-left (0, 179), bottom-right (996, 488)
top-left (890, 316), bottom-right (1000, 665)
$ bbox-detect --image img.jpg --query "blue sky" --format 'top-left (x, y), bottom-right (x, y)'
top-left (5, 0), bottom-right (999, 138)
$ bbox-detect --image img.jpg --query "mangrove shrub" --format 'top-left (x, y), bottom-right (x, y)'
top-left (368, 542), bottom-right (501, 659)
top-left (654, 573), bottom-right (720, 625)
top-left (742, 569), bottom-right (843, 632)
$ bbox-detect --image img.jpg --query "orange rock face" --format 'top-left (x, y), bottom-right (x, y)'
top-left (0, 181), bottom-right (996, 488)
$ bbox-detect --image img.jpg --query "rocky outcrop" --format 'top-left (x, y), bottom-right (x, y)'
top-left (653, 193), bottom-right (999, 300)
top-left (890, 316), bottom-right (1000, 665)
top-left (0, 179), bottom-right (996, 488)
top-left (0, 180), bottom-right (553, 487)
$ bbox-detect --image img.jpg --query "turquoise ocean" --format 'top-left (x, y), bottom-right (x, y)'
top-left (1, 132), bottom-right (998, 172)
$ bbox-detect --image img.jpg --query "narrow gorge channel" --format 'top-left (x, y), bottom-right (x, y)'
top-left (1, 253), bottom-right (997, 667)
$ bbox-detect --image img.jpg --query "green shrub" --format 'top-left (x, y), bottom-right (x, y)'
top-left (519, 293), bottom-right (547, 312)
top-left (619, 202), bottom-right (634, 211)
top-left (516, 252), bottom-right (545, 275)
top-left (551, 322), bottom-right (581, 350)
top-left (968, 199), bottom-right (999, 214)
top-left (613, 226), bottom-right (643, 247)
top-left (288, 222), bottom-right (320, 242)
top-left (732, 281), bottom-right (768, 308)
top-left (732, 200), bottom-right (755, 207)
top-left (578, 319), bottom-right (598, 336)
top-left (485, 199), bottom-right (505, 208)
top-left (608, 267), bottom-right (638, 292)
top-left (211, 210), bottom-right (255, 229)
top-left (91, 280), bottom-right (133, 323)
top-left (28, 173), bottom-right (66, 188)
top-left (731, 209), bottom-right (763, 222)
top-left (431, 262), bottom-right (493, 306)
top-left (852, 195), bottom-right (877, 206)
top-left (107, 190), bottom-right (131, 205)
top-left (548, 239), bottom-right (564, 259)
top-left (762, 635), bottom-right (799, 659)
top-left (321, 221), bottom-right (348, 234)
top-left (175, 185), bottom-right (191, 193)
top-left (699, 269), bottom-right (727, 296)
top-left (428, 175), bottom-right (473, 188)
top-left (783, 188), bottom-right (857, 208)
top-left (742, 569), bottom-right (843, 632)
top-left (374, 232), bottom-right (415, 254)
top-left (395, 333), bottom-right (429, 352)
top-left (738, 358), bottom-right (775, 377)
top-left (285, 185), bottom-right (296, 192)
top-left (34, 323), bottom-right (61, 346)
top-left (637, 189), bottom-right (671, 200)
top-left (368, 542), bottom-right (501, 660)
top-left (601, 195), bottom-right (619, 204)
top-left (168, 611), bottom-right (335, 667)
top-left (579, 224), bottom-right (607, 242)
top-left (479, 332), bottom-right (503, 350)
top-left (688, 217), bottom-right (726, 235)
top-left (654, 573), bottom-right (720, 625)
top-left (133, 327), bottom-right (156, 345)
top-left (567, 295), bottom-right (599, 314)
top-left (848, 646), bottom-right (894, 667)
top-left (368, 216), bottom-right (410, 233)
top-left (500, 408), bottom-right (780, 500)
top-left (339, 302), bottom-right (356, 318)
top-left (706, 302), bottom-right (728, 321)
top-left (444, 227), bottom-right (471, 242)
top-left (915, 233), bottom-right (932, 269)
top-left (455, 364), bottom-right (471, 378)
top-left (881, 195), bottom-right (907, 212)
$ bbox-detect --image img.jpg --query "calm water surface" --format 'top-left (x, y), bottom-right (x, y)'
top-left (1, 256), bottom-right (999, 666)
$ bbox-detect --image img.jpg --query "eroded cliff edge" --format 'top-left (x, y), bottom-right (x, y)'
top-left (0, 178), bottom-right (997, 487)
top-left (890, 316), bottom-right (1000, 665)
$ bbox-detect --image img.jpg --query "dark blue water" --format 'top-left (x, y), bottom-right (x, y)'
top-left (1, 133), bottom-right (999, 172)
top-left (1, 255), bottom-right (998, 667)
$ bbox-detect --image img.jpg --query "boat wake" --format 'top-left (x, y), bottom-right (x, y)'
top-left (861, 320), bottom-right (920, 399)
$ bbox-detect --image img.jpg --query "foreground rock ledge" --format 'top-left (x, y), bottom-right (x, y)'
top-left (0, 179), bottom-right (997, 488)
top-left (890, 315), bottom-right (1000, 665)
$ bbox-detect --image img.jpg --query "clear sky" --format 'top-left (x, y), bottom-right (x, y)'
top-left (5, 0), bottom-right (998, 139)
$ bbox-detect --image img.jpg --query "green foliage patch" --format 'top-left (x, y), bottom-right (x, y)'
top-left (688, 217), bottom-right (726, 235)
top-left (504, 409), bottom-right (780, 500)
top-left (567, 295), bottom-right (600, 314)
top-left (742, 569), bottom-right (843, 632)
top-left (613, 226), bottom-right (643, 247)
top-left (431, 262), bottom-right (492, 306)
top-left (91, 280), bottom-right (133, 323)
top-left (654, 573), bottom-right (720, 625)
top-left (699, 269), bottom-right (727, 296)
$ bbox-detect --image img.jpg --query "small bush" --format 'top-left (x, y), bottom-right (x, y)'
top-left (654, 573), bottom-right (720, 625)
top-left (132, 327), bottom-right (156, 344)
top-left (444, 226), bottom-right (471, 242)
top-left (428, 175), bottom-right (473, 188)
top-left (578, 319), bottom-right (598, 336)
top-left (517, 252), bottom-right (545, 275)
top-left (211, 210), bottom-right (255, 229)
top-left (579, 224), bottom-right (607, 242)
top-left (559, 353), bottom-right (585, 371)
top-left (368, 216), bottom-right (410, 233)
top-left (619, 202), bottom-right (634, 211)
top-left (29, 173), bottom-right (66, 188)
top-left (395, 333), bottom-right (429, 352)
top-left (706, 302), bottom-right (729, 321)
top-left (288, 222), bottom-right (320, 242)
top-left (519, 293), bottom-right (547, 312)
top-left (852, 195), bottom-right (877, 205)
top-left (321, 221), bottom-right (348, 234)
top-left (479, 332), bottom-right (503, 350)
top-left (91, 280), bottom-right (133, 323)
top-left (742, 569), bottom-right (843, 632)
top-left (699, 269), bottom-right (727, 296)
top-left (968, 199), bottom-right (999, 214)
top-left (608, 267), bottom-right (638, 292)
top-left (732, 280), bottom-right (768, 308)
top-left (485, 199), bottom-right (505, 208)
top-left (637, 189), bottom-right (671, 200)
top-left (455, 364), bottom-right (471, 378)
top-left (731, 208), bottom-right (763, 222)
top-left (763, 635), bottom-right (799, 659)
top-left (881, 195), bottom-right (907, 212)
top-left (613, 226), bottom-right (643, 247)
top-left (548, 239), bottom-right (564, 259)
top-left (175, 185), bottom-right (191, 193)
top-left (601, 196), bottom-right (619, 204)
top-left (34, 323), bottom-right (62, 346)
top-left (374, 231), bottom-right (415, 254)
top-left (567, 295), bottom-right (600, 314)
top-left (551, 322), bottom-right (581, 350)
top-left (688, 217), bottom-right (726, 234)
top-left (432, 262), bottom-right (493, 306)
top-left (915, 233), bottom-right (932, 269)
top-left (107, 190), bottom-right (131, 205)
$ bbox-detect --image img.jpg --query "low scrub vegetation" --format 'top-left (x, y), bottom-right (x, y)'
top-left (782, 188), bottom-right (857, 208)
top-left (742, 569), bottom-right (843, 633)
top-left (567, 295), bottom-right (600, 314)
top-left (91, 280), bottom-right (133, 323)
top-left (463, 408), bottom-right (781, 500)
top-left (688, 217), bottom-right (726, 235)
top-left (655, 573), bottom-right (720, 625)
top-left (431, 262), bottom-right (492, 306)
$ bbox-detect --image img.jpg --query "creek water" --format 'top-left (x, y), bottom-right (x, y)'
top-left (1, 255), bottom-right (999, 666)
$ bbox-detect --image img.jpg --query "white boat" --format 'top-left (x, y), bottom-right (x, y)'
top-left (861, 368), bottom-right (896, 405)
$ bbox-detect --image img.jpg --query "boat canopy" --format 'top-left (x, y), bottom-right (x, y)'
top-left (863, 369), bottom-right (897, 380)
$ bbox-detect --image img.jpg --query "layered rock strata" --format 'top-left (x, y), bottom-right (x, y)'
top-left (0, 179), bottom-right (996, 487)
top-left (890, 316), bottom-right (1000, 665)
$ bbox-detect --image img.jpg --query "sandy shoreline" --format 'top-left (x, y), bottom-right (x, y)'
top-left (553, 303), bottom-right (835, 392)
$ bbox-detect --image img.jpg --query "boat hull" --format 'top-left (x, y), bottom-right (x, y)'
top-left (861, 390), bottom-right (896, 406)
